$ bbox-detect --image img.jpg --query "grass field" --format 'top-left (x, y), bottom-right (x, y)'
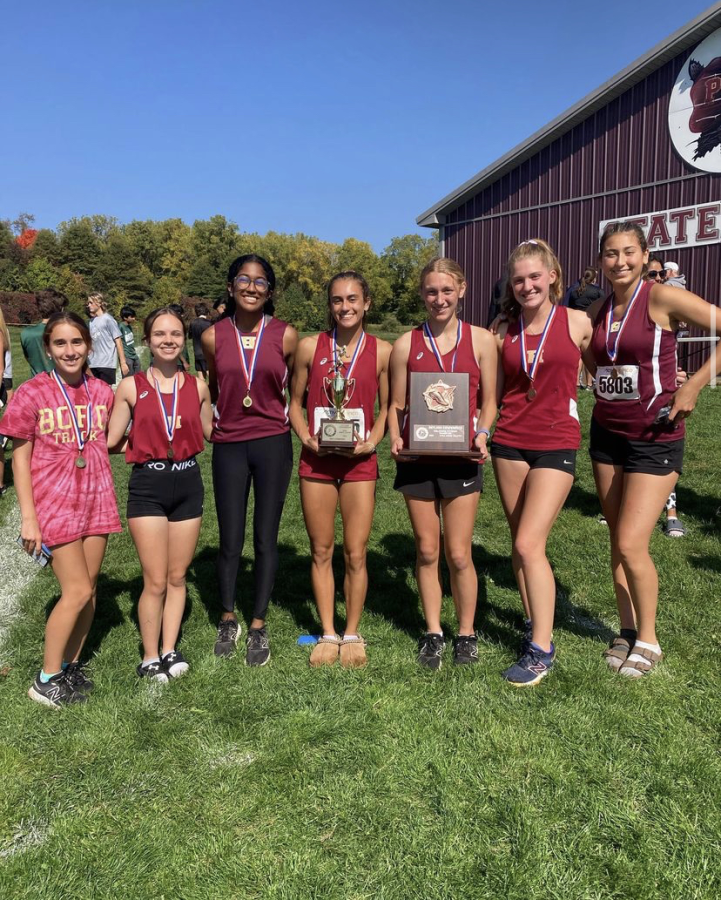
top-left (1, 328), bottom-right (720, 899)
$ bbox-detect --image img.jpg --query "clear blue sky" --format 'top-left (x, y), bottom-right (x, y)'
top-left (1, 0), bottom-right (714, 250)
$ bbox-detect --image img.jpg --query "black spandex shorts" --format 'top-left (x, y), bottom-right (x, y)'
top-left (490, 443), bottom-right (577, 475)
top-left (589, 418), bottom-right (684, 475)
top-left (127, 457), bottom-right (204, 521)
top-left (393, 459), bottom-right (483, 499)
top-left (91, 366), bottom-right (116, 386)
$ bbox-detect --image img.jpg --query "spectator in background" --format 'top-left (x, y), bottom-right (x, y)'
top-left (568, 267), bottom-right (603, 389)
top-left (212, 297), bottom-right (227, 319)
top-left (169, 304), bottom-right (191, 372)
top-left (119, 306), bottom-right (141, 376)
top-left (21, 289), bottom-right (68, 376)
top-left (0, 306), bottom-right (11, 495)
top-left (87, 292), bottom-right (128, 385)
top-left (189, 303), bottom-right (213, 381)
top-left (665, 261), bottom-right (687, 289)
top-left (486, 275), bottom-right (507, 328)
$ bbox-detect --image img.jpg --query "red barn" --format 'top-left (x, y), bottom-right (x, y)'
top-left (417, 4), bottom-right (721, 361)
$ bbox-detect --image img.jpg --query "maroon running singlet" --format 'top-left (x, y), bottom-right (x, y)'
top-left (494, 306), bottom-right (581, 451)
top-left (211, 315), bottom-right (290, 443)
top-left (299, 331), bottom-right (379, 482)
top-left (126, 371), bottom-right (205, 463)
top-left (590, 280), bottom-right (684, 443)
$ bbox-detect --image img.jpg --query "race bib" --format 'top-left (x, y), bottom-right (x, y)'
top-left (595, 365), bottom-right (640, 401)
top-left (313, 406), bottom-right (366, 439)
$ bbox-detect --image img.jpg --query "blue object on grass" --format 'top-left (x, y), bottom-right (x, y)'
top-left (297, 635), bottom-right (319, 646)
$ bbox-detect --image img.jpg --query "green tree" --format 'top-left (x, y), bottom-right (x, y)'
top-left (159, 219), bottom-right (193, 282)
top-left (94, 232), bottom-right (153, 306)
top-left (152, 276), bottom-right (183, 307)
top-left (58, 220), bottom-right (103, 281)
top-left (31, 229), bottom-right (60, 265)
top-left (381, 234), bottom-right (439, 324)
top-left (184, 255), bottom-right (226, 299)
top-left (190, 215), bottom-right (241, 271)
top-left (18, 257), bottom-right (57, 291)
top-left (334, 237), bottom-right (392, 323)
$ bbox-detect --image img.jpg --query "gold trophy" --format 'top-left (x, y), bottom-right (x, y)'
top-left (318, 349), bottom-right (358, 449)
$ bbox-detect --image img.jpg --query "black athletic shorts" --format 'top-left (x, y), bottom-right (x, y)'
top-left (2, 376), bottom-right (12, 391)
top-left (490, 443), bottom-right (577, 475)
top-left (127, 457), bottom-right (204, 521)
top-left (91, 366), bottom-right (116, 386)
top-left (589, 418), bottom-right (684, 475)
top-left (393, 459), bottom-right (483, 499)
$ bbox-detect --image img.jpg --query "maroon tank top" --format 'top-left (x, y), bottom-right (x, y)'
top-left (591, 280), bottom-right (684, 442)
top-left (126, 370), bottom-right (204, 463)
top-left (299, 331), bottom-right (379, 481)
top-left (211, 315), bottom-right (291, 443)
top-left (402, 321), bottom-right (480, 450)
top-left (494, 306), bottom-right (581, 450)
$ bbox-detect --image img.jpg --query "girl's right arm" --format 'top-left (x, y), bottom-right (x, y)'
top-left (12, 439), bottom-right (42, 555)
top-left (388, 332), bottom-right (411, 459)
top-left (106, 377), bottom-right (135, 452)
top-left (289, 336), bottom-right (320, 454)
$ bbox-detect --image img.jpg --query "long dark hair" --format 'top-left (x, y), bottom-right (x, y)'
top-left (574, 266), bottom-right (597, 298)
top-left (325, 270), bottom-right (370, 329)
top-left (226, 254), bottom-right (276, 317)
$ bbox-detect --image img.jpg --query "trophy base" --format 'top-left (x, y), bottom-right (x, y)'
top-left (318, 418), bottom-right (357, 450)
top-left (398, 449), bottom-right (484, 460)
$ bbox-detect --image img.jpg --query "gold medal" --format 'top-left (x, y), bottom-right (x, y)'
top-left (75, 455), bottom-right (87, 469)
top-left (527, 386), bottom-right (537, 401)
top-left (610, 367), bottom-right (618, 379)
top-left (167, 446), bottom-right (174, 459)
top-left (243, 394), bottom-right (253, 408)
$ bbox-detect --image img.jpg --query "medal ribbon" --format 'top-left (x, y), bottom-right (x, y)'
top-left (519, 305), bottom-right (556, 383)
top-left (605, 279), bottom-right (644, 364)
top-left (150, 369), bottom-right (179, 445)
top-left (423, 320), bottom-right (461, 373)
top-left (331, 327), bottom-right (366, 381)
top-left (51, 370), bottom-right (92, 453)
top-left (233, 315), bottom-right (267, 394)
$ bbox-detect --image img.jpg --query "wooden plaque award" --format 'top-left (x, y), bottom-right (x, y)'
top-left (398, 371), bottom-right (480, 458)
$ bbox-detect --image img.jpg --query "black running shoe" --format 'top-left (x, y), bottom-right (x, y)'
top-left (27, 672), bottom-right (87, 708)
top-left (161, 650), bottom-right (189, 679)
top-left (214, 618), bottom-right (241, 657)
top-left (245, 627), bottom-right (270, 667)
top-left (417, 633), bottom-right (445, 670)
top-left (453, 633), bottom-right (479, 665)
top-left (136, 660), bottom-right (169, 683)
top-left (64, 662), bottom-right (94, 694)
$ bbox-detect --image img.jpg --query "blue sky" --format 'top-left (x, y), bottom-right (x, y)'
top-left (1, 0), bottom-right (714, 250)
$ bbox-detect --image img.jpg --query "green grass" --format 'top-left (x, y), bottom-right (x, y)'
top-left (1, 331), bottom-right (721, 898)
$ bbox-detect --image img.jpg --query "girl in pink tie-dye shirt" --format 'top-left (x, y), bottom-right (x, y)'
top-left (3, 311), bottom-right (121, 708)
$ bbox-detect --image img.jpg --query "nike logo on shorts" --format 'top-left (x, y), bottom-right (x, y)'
top-left (463, 480), bottom-right (475, 487)
top-left (563, 460), bottom-right (572, 465)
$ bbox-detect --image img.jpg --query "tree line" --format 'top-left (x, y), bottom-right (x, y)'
top-left (0, 213), bottom-right (439, 329)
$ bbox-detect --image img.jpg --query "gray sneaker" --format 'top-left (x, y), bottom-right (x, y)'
top-left (245, 627), bottom-right (270, 667)
top-left (214, 618), bottom-right (241, 657)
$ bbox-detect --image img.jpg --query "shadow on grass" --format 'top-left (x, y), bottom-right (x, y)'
top-left (688, 554), bottom-right (721, 574)
top-left (42, 571), bottom-right (133, 661)
top-left (673, 483), bottom-right (721, 538)
top-left (562, 482), bottom-right (602, 519)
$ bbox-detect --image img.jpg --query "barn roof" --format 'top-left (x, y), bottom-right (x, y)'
top-left (417, 2), bottom-right (721, 227)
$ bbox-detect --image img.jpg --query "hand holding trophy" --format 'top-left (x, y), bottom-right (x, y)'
top-left (318, 347), bottom-right (358, 450)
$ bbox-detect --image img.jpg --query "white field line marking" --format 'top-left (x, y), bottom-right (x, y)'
top-left (0, 494), bottom-right (39, 663)
top-left (0, 819), bottom-right (49, 859)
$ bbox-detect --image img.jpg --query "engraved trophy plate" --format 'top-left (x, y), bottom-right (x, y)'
top-left (318, 369), bottom-right (358, 450)
top-left (399, 371), bottom-right (480, 458)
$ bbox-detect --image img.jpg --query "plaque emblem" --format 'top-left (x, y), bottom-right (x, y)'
top-left (423, 379), bottom-right (456, 413)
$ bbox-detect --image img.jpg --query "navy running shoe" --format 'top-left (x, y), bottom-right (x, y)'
top-left (502, 643), bottom-right (555, 687)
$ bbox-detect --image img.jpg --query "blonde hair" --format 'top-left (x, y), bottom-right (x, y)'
top-left (88, 292), bottom-right (107, 311)
top-left (419, 257), bottom-right (466, 293)
top-left (502, 239), bottom-right (564, 320)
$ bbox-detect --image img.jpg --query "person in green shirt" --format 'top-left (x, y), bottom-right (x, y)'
top-left (20, 289), bottom-right (69, 376)
top-left (119, 306), bottom-right (141, 375)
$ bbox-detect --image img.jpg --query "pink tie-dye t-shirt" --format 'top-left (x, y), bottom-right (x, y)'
top-left (1, 372), bottom-right (122, 547)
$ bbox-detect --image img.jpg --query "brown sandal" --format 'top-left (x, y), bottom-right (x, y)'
top-left (340, 636), bottom-right (367, 669)
top-left (603, 636), bottom-right (633, 671)
top-left (619, 646), bottom-right (663, 678)
top-left (309, 635), bottom-right (340, 667)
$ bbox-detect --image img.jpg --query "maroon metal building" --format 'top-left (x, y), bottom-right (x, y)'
top-left (417, 4), bottom-right (721, 338)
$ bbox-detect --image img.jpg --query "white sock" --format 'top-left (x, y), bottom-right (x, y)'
top-left (322, 634), bottom-right (337, 641)
top-left (142, 656), bottom-right (160, 667)
top-left (343, 634), bottom-right (360, 641)
top-left (625, 640), bottom-right (661, 664)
